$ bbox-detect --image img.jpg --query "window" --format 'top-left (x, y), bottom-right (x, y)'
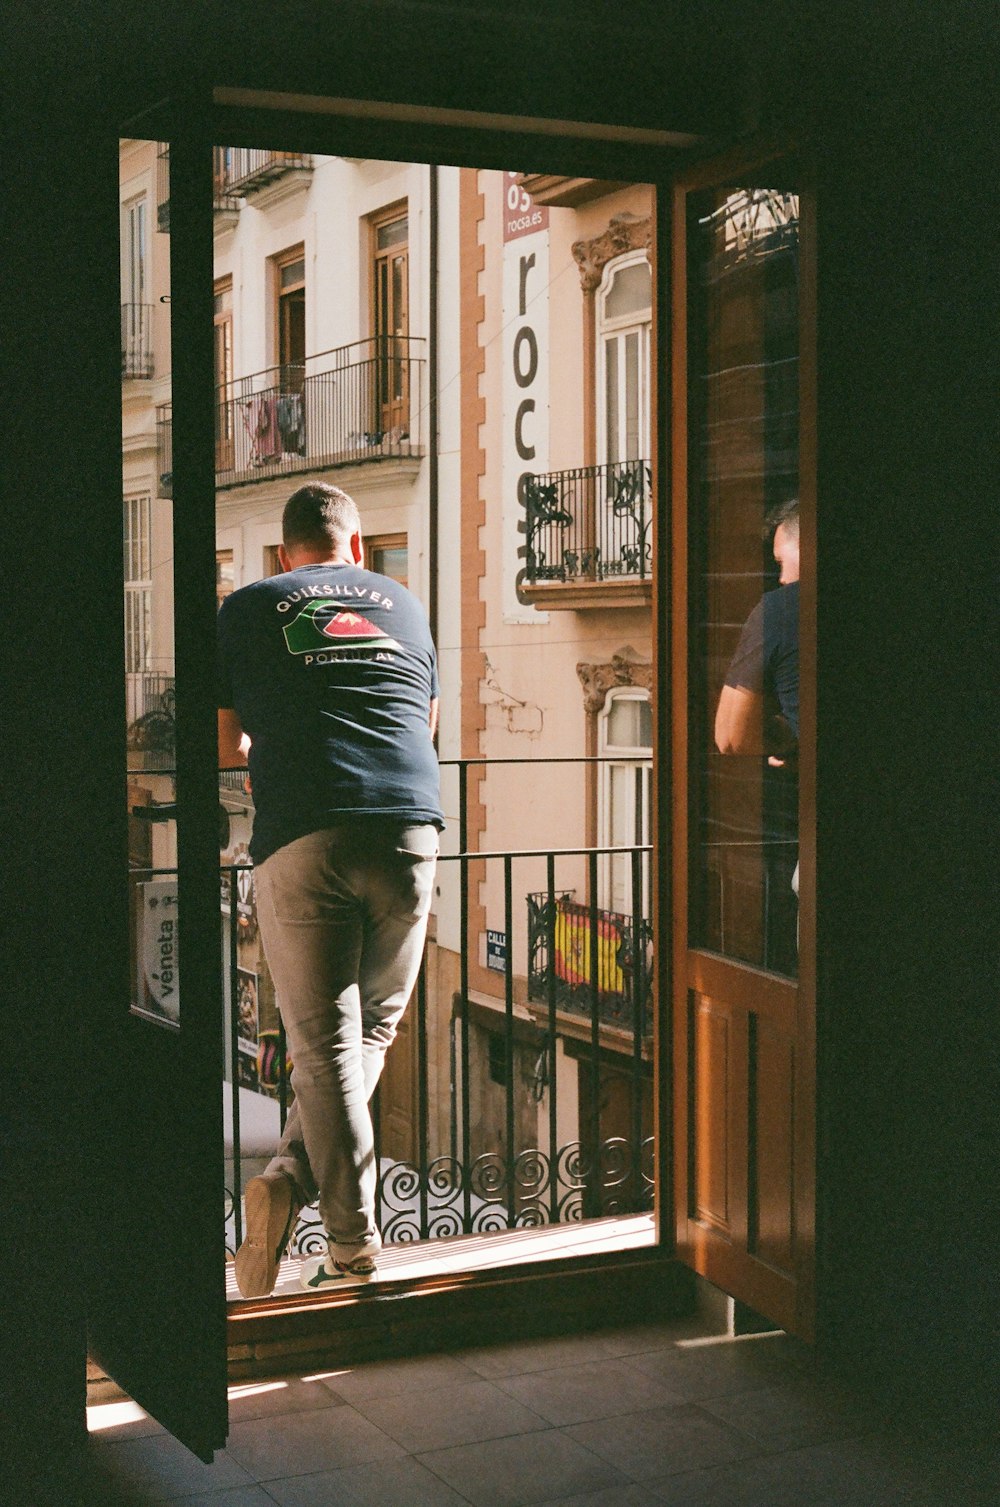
top-left (122, 195), bottom-right (147, 308)
top-left (273, 245), bottom-right (305, 389)
top-left (371, 206), bottom-right (409, 434)
top-left (262, 544), bottom-right (283, 578)
top-left (123, 495), bottom-right (152, 676)
top-left (597, 253), bottom-right (651, 466)
top-left (121, 195), bottom-right (149, 377)
top-left (367, 532), bottom-right (408, 587)
top-left (599, 689), bottom-right (652, 916)
top-left (214, 277), bottom-right (234, 469)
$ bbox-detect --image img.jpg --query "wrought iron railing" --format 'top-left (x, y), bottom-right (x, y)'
top-left (125, 673), bottom-right (175, 755)
top-left (156, 143), bottom-right (170, 232)
top-left (523, 459), bottom-right (652, 586)
top-left (526, 884), bottom-right (653, 1035)
top-left (156, 338), bottom-right (425, 492)
top-left (127, 756), bottom-right (655, 1260)
top-left (156, 402), bottom-right (172, 498)
top-left (121, 303), bottom-right (155, 379)
top-left (215, 148), bottom-right (312, 198)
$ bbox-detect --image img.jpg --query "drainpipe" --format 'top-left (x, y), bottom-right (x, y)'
top-left (428, 161), bottom-right (439, 643)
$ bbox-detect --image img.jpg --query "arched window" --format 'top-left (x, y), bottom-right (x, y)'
top-left (598, 687), bottom-right (652, 917)
top-left (597, 252), bottom-right (651, 467)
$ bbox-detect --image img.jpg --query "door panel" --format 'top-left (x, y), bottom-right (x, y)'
top-left (672, 148), bottom-right (815, 1340)
top-left (88, 132), bottom-right (228, 1462)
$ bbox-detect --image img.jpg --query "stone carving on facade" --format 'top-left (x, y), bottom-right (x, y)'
top-left (576, 648), bottom-right (653, 714)
top-left (572, 213), bottom-right (653, 293)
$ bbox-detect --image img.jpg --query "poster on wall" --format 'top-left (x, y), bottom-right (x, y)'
top-left (236, 967), bottom-right (260, 1090)
top-left (502, 172), bottom-right (550, 624)
top-left (137, 878), bottom-right (180, 1023)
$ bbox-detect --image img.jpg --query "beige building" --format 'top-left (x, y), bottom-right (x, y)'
top-left (451, 169), bottom-right (655, 1210)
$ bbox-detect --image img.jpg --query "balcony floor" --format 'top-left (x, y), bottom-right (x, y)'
top-left (86, 1313), bottom-right (994, 1505)
top-left (227, 1212), bottom-right (658, 1304)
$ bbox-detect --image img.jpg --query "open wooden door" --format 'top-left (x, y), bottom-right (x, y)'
top-left (671, 146), bottom-right (816, 1339)
top-left (87, 126), bottom-right (229, 1460)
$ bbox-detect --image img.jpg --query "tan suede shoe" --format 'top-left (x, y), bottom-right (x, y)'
top-left (234, 1171), bottom-right (301, 1298)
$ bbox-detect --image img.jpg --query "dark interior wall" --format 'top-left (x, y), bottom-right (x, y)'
top-left (812, 48), bottom-right (996, 1417)
top-left (1, 1), bottom-right (995, 1489)
top-left (1, 105), bottom-right (126, 1504)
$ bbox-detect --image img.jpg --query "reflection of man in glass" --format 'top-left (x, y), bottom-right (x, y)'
top-left (715, 499), bottom-right (799, 758)
top-left (715, 500), bottom-right (800, 962)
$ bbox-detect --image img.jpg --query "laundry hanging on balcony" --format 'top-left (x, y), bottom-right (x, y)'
top-left (276, 392), bottom-right (306, 456)
top-left (241, 394), bottom-right (283, 464)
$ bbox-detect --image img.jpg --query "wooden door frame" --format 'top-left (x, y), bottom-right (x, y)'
top-left (118, 92), bottom-right (733, 1399)
top-left (669, 141), bottom-right (817, 1339)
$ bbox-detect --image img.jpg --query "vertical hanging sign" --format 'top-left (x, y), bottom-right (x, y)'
top-left (502, 173), bottom-right (549, 624)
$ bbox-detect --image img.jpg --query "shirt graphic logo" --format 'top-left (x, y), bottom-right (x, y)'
top-left (282, 600), bottom-right (401, 656)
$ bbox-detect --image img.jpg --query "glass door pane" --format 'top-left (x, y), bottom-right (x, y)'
top-left (688, 187), bottom-right (801, 978)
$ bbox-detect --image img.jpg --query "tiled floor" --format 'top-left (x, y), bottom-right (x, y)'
top-left (86, 1322), bottom-right (997, 1506)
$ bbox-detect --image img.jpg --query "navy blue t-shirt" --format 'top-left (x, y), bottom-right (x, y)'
top-left (218, 562), bottom-right (444, 864)
top-left (724, 580), bottom-right (799, 738)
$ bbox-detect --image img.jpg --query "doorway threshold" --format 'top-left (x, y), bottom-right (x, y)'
top-left (227, 1210), bottom-right (657, 1305)
top-left (227, 1212), bottom-right (693, 1379)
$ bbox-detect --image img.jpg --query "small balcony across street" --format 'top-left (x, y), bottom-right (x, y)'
top-left (155, 146), bottom-right (312, 230)
top-left (214, 148), bottom-right (312, 200)
top-left (522, 459), bottom-right (652, 596)
top-left (156, 337), bottom-right (425, 496)
top-left (121, 303), bottom-right (155, 379)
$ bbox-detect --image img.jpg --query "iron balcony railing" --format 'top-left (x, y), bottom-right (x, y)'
top-left (156, 143), bottom-right (170, 232)
top-left (126, 756), bottom-right (654, 1261)
top-left (125, 673), bottom-right (175, 758)
top-left (214, 148), bottom-right (312, 199)
top-left (125, 679), bottom-right (250, 804)
top-left (527, 886), bottom-right (653, 1035)
top-left (121, 303), bottom-right (155, 379)
top-left (156, 143), bottom-right (243, 228)
top-left (523, 459), bottom-right (652, 586)
top-left (156, 402), bottom-right (172, 498)
top-left (156, 338), bottom-right (425, 494)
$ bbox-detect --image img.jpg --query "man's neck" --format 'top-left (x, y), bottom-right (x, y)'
top-left (289, 550), bottom-right (355, 568)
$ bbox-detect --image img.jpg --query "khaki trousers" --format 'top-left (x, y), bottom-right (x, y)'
top-left (254, 821), bottom-right (437, 1262)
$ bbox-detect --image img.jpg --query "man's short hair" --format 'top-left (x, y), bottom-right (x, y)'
top-left (763, 498), bottom-right (799, 541)
top-left (282, 483), bottom-right (361, 551)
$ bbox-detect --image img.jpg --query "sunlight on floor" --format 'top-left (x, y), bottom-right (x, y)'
top-left (87, 1400), bottom-right (150, 1432)
top-left (226, 1211), bottom-right (657, 1302)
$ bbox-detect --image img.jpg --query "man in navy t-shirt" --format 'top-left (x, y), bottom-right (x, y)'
top-left (715, 499), bottom-right (800, 758)
top-left (715, 499), bottom-right (801, 963)
top-left (219, 483), bottom-right (444, 1296)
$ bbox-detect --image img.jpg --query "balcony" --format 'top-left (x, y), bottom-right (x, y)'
top-left (155, 144), bottom-right (296, 230)
top-left (156, 338), bottom-right (426, 497)
top-left (156, 142), bottom-right (170, 232)
top-left (514, 174), bottom-right (631, 208)
top-left (215, 148), bottom-right (312, 204)
top-left (121, 303), bottom-right (155, 380)
top-left (124, 756), bottom-right (655, 1293)
top-left (155, 401), bottom-right (172, 498)
top-left (526, 890), bottom-right (653, 1037)
top-left (125, 673), bottom-right (175, 767)
top-left (520, 459), bottom-right (653, 609)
